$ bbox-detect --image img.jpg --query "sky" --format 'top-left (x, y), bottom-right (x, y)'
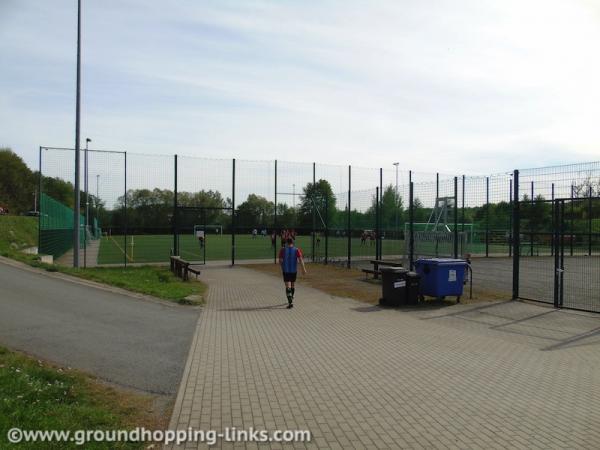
top-left (1, 0), bottom-right (600, 177)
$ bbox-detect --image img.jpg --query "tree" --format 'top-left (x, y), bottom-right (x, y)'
top-left (298, 179), bottom-right (336, 229)
top-left (237, 194), bottom-right (273, 228)
top-left (367, 184), bottom-right (404, 230)
top-left (0, 148), bottom-right (36, 213)
top-left (572, 175), bottom-right (600, 198)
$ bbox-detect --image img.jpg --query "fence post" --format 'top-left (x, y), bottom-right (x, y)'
top-left (379, 167), bottom-right (383, 259)
top-left (312, 162), bottom-right (316, 262)
top-left (375, 186), bottom-right (380, 261)
top-left (409, 181), bottom-right (414, 270)
top-left (231, 158), bottom-right (236, 266)
top-left (462, 175), bottom-right (465, 231)
top-left (553, 199), bottom-right (560, 308)
top-left (509, 178), bottom-right (513, 257)
top-left (462, 175), bottom-right (465, 256)
top-left (347, 165), bottom-right (351, 268)
top-left (453, 177), bottom-right (458, 258)
top-left (560, 199), bottom-right (565, 306)
top-left (589, 185), bottom-right (593, 256)
top-left (38, 147), bottom-right (43, 254)
top-left (325, 194), bottom-right (329, 265)
top-left (124, 151), bottom-right (128, 268)
top-left (274, 160), bottom-right (277, 264)
top-left (551, 183), bottom-right (555, 257)
top-left (570, 184), bottom-right (574, 256)
top-left (485, 176), bottom-right (489, 257)
top-left (83, 144), bottom-right (88, 268)
top-left (436, 173), bottom-right (439, 201)
top-left (512, 170), bottom-right (520, 299)
top-left (173, 154), bottom-right (178, 256)
top-left (530, 181), bottom-right (534, 257)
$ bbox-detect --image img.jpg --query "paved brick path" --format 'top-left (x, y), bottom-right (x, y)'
top-left (167, 267), bottom-right (600, 449)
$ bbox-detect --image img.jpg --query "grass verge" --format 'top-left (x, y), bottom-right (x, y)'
top-left (0, 216), bottom-right (37, 254)
top-left (0, 346), bottom-right (164, 449)
top-left (60, 266), bottom-right (207, 304)
top-left (1, 251), bottom-right (206, 305)
top-left (245, 262), bottom-right (509, 306)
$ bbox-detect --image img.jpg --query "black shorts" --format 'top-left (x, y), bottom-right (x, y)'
top-left (282, 272), bottom-right (297, 283)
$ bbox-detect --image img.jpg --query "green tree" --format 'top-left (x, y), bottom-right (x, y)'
top-left (0, 148), bottom-right (36, 214)
top-left (298, 179), bottom-right (336, 229)
top-left (237, 194), bottom-right (274, 228)
top-left (367, 184), bottom-right (404, 230)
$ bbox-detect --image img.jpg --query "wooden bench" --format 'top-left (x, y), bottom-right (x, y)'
top-left (361, 268), bottom-right (381, 279)
top-left (170, 256), bottom-right (201, 281)
top-left (368, 260), bottom-right (404, 280)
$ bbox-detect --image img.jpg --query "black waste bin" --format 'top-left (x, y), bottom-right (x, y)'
top-left (404, 271), bottom-right (421, 305)
top-left (380, 267), bottom-right (409, 307)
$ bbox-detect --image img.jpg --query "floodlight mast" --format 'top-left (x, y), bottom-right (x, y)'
top-left (73, 0), bottom-right (82, 267)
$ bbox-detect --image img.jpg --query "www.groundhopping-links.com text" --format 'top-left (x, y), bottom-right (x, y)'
top-left (6, 427), bottom-right (312, 446)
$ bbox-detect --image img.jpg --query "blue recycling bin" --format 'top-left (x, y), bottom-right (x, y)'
top-left (414, 258), bottom-right (467, 299)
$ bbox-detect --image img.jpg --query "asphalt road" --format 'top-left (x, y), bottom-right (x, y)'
top-left (0, 260), bottom-right (200, 394)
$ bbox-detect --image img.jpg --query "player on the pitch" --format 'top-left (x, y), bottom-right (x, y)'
top-left (278, 238), bottom-right (307, 309)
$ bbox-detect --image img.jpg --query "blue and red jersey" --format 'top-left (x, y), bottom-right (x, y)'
top-left (279, 246), bottom-right (303, 273)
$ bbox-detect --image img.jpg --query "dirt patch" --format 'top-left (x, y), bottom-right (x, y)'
top-left (244, 262), bottom-right (510, 306)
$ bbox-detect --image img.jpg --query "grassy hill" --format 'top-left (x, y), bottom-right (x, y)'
top-left (0, 215), bottom-right (38, 255)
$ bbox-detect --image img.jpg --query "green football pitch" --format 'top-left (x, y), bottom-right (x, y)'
top-left (97, 234), bottom-right (407, 265)
top-left (97, 233), bottom-right (513, 265)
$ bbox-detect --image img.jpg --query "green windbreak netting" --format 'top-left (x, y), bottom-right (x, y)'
top-left (39, 193), bottom-right (84, 258)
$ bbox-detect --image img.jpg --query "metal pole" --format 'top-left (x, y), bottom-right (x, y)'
top-left (553, 199), bottom-right (559, 308)
top-left (73, 0), bottom-right (82, 268)
top-left (409, 181), bottom-right (414, 270)
top-left (453, 177), bottom-right (458, 258)
top-left (84, 139), bottom-right (89, 268)
top-left (393, 162), bottom-right (399, 242)
top-left (173, 155), bottom-right (178, 256)
top-left (509, 178), bottom-right (513, 257)
top-left (124, 152), bottom-right (127, 268)
top-left (312, 162), bottom-right (316, 263)
top-left (461, 175), bottom-right (465, 231)
top-left (530, 181), bottom-right (534, 257)
top-left (375, 186), bottom-right (380, 261)
top-left (274, 160), bottom-right (277, 264)
top-left (462, 175), bottom-right (465, 257)
top-left (38, 147), bottom-right (42, 254)
top-left (560, 199), bottom-right (565, 307)
top-left (570, 184), bottom-right (574, 256)
top-left (551, 183), bottom-right (555, 257)
top-left (96, 174), bottom-right (99, 222)
top-left (485, 177), bottom-right (489, 257)
top-left (589, 185), bottom-right (593, 256)
top-left (347, 165), bottom-right (351, 268)
top-left (436, 173), bottom-right (439, 202)
top-left (324, 194), bottom-right (329, 265)
top-left (232, 158), bottom-right (236, 266)
top-left (379, 167), bottom-right (383, 260)
top-left (512, 170), bottom-right (520, 299)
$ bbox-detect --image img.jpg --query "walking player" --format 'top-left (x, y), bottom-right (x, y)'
top-left (278, 238), bottom-right (307, 308)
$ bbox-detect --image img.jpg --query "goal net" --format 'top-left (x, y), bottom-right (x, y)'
top-left (194, 225), bottom-right (222, 235)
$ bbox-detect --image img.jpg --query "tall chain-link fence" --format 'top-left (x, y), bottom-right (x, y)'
top-left (38, 146), bottom-right (600, 312)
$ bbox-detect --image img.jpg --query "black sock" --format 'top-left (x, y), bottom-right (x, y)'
top-left (291, 287), bottom-right (295, 298)
top-left (286, 287), bottom-right (292, 302)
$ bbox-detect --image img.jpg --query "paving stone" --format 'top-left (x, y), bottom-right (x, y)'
top-left (166, 267), bottom-right (600, 449)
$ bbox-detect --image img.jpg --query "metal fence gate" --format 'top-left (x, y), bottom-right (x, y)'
top-left (518, 195), bottom-right (600, 313)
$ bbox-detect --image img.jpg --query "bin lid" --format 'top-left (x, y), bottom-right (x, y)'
top-left (415, 258), bottom-right (467, 266)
